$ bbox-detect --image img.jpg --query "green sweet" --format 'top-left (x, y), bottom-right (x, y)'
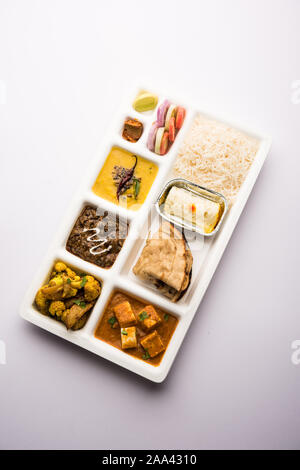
top-left (133, 91), bottom-right (158, 112)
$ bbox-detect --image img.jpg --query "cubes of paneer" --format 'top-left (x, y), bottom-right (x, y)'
top-left (113, 301), bottom-right (136, 328)
top-left (121, 327), bottom-right (137, 349)
top-left (140, 330), bottom-right (165, 358)
top-left (138, 305), bottom-right (161, 331)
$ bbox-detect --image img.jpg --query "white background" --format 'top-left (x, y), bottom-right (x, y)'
top-left (0, 0), bottom-right (299, 450)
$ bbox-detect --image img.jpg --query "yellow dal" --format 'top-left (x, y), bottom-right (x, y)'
top-left (92, 147), bottom-right (158, 210)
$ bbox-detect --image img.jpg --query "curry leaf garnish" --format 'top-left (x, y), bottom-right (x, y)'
top-left (139, 311), bottom-right (149, 321)
top-left (133, 178), bottom-right (141, 200)
top-left (142, 350), bottom-right (150, 360)
top-left (108, 316), bottom-right (117, 327)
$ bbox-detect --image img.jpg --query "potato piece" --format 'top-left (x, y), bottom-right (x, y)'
top-left (113, 301), bottom-right (136, 328)
top-left (138, 305), bottom-right (161, 331)
top-left (121, 327), bottom-right (137, 349)
top-left (61, 302), bottom-right (93, 329)
top-left (140, 330), bottom-right (165, 358)
top-left (42, 278), bottom-right (64, 300)
top-left (72, 312), bottom-right (89, 331)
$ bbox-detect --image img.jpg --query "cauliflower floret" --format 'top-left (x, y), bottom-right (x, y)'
top-left (68, 275), bottom-right (82, 290)
top-left (44, 271), bottom-right (81, 299)
top-left (84, 276), bottom-right (101, 302)
top-left (35, 288), bottom-right (48, 313)
top-left (66, 267), bottom-right (77, 279)
top-left (49, 300), bottom-right (65, 317)
top-left (62, 282), bottom-right (78, 298)
top-left (49, 275), bottom-right (64, 286)
top-left (51, 262), bottom-right (78, 279)
top-left (54, 262), bottom-right (67, 272)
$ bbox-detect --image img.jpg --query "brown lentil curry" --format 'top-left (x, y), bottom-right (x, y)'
top-left (66, 205), bottom-right (129, 269)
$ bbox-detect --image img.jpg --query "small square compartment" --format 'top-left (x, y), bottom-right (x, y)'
top-left (33, 259), bottom-right (102, 331)
top-left (66, 204), bottom-right (129, 269)
top-left (132, 89), bottom-right (159, 115)
top-left (121, 116), bottom-right (144, 143)
top-left (94, 289), bottom-right (178, 366)
top-left (92, 146), bottom-right (158, 211)
top-left (146, 100), bottom-right (187, 156)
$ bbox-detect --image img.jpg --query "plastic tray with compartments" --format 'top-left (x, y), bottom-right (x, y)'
top-left (20, 84), bottom-right (271, 382)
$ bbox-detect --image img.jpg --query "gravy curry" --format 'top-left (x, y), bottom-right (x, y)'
top-left (94, 291), bottom-right (178, 366)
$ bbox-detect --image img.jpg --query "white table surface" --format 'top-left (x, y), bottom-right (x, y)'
top-left (0, 0), bottom-right (299, 450)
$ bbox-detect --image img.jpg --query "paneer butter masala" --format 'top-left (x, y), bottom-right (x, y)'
top-left (95, 291), bottom-right (178, 366)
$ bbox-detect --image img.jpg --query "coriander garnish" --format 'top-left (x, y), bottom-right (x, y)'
top-left (121, 330), bottom-right (128, 335)
top-left (80, 276), bottom-right (87, 288)
top-left (108, 316), bottom-right (117, 328)
top-left (139, 311), bottom-right (149, 321)
top-left (67, 278), bottom-right (71, 284)
top-left (74, 300), bottom-right (86, 308)
top-left (164, 313), bottom-right (169, 321)
top-left (142, 350), bottom-right (150, 360)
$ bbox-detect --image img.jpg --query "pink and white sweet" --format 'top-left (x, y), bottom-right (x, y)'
top-left (147, 100), bottom-right (186, 155)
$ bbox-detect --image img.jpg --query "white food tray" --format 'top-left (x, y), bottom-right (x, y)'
top-left (20, 84), bottom-right (272, 382)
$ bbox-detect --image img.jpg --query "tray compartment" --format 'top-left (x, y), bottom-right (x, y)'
top-left (64, 202), bottom-right (130, 271)
top-left (121, 206), bottom-right (209, 312)
top-left (119, 114), bottom-right (145, 144)
top-left (31, 255), bottom-right (104, 334)
top-left (91, 144), bottom-right (160, 211)
top-left (93, 286), bottom-right (180, 367)
top-left (131, 88), bottom-right (159, 117)
top-left (145, 99), bottom-right (188, 157)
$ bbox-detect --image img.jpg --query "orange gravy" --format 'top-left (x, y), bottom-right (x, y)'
top-left (94, 291), bottom-right (178, 366)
